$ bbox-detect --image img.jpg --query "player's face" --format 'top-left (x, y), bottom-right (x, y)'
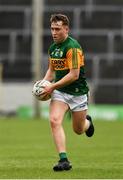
top-left (51, 21), bottom-right (69, 43)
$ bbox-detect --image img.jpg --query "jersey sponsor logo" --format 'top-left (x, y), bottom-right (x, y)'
top-left (51, 58), bottom-right (67, 70)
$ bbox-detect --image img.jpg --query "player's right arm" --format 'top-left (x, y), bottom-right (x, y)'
top-left (43, 61), bottom-right (54, 82)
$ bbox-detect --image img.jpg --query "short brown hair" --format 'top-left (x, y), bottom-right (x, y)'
top-left (50, 14), bottom-right (69, 26)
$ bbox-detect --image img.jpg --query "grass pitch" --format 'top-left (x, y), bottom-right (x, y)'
top-left (0, 117), bottom-right (123, 179)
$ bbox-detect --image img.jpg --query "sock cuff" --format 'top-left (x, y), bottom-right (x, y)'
top-left (59, 152), bottom-right (67, 159)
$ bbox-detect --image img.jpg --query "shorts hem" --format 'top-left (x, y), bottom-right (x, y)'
top-left (72, 106), bottom-right (88, 112)
top-left (51, 97), bottom-right (69, 106)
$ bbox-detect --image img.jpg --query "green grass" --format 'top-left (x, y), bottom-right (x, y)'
top-left (0, 117), bottom-right (123, 179)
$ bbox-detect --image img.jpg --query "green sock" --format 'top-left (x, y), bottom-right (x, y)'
top-left (59, 152), bottom-right (67, 160)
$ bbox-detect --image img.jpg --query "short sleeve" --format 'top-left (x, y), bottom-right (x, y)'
top-left (66, 48), bottom-right (84, 69)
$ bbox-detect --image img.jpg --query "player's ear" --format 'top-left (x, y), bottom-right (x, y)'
top-left (65, 26), bottom-right (69, 33)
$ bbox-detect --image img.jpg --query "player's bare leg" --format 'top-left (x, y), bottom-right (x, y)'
top-left (72, 110), bottom-right (90, 134)
top-left (49, 100), bottom-right (72, 171)
top-left (72, 110), bottom-right (94, 136)
top-left (49, 100), bottom-right (68, 152)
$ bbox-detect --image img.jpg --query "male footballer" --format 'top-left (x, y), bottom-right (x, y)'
top-left (42, 14), bottom-right (94, 171)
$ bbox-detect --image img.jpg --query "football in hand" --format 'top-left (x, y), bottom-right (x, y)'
top-left (32, 80), bottom-right (51, 101)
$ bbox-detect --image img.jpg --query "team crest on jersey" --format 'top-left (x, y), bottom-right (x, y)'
top-left (51, 49), bottom-right (63, 58)
top-left (60, 51), bottom-right (63, 57)
top-left (51, 51), bottom-right (54, 56)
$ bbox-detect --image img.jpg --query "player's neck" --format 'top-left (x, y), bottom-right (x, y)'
top-left (58, 35), bottom-right (68, 44)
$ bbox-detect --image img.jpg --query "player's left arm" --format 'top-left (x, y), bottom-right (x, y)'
top-left (43, 68), bottom-right (79, 95)
top-left (51, 68), bottom-right (80, 90)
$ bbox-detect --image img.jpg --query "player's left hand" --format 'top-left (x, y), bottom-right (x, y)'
top-left (43, 84), bottom-right (54, 95)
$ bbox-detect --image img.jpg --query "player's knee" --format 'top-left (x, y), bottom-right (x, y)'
top-left (50, 116), bottom-right (61, 129)
top-left (73, 127), bottom-right (84, 135)
top-left (74, 129), bottom-right (83, 135)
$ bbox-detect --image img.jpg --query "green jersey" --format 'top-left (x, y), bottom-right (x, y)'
top-left (48, 36), bottom-right (89, 95)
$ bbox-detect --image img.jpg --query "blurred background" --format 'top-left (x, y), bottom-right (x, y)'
top-left (0, 0), bottom-right (123, 120)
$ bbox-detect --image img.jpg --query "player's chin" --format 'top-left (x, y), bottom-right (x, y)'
top-left (53, 38), bottom-right (59, 43)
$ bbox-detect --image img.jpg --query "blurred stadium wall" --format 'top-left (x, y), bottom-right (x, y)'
top-left (0, 0), bottom-right (123, 119)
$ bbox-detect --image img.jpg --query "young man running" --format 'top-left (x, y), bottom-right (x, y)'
top-left (42, 14), bottom-right (94, 171)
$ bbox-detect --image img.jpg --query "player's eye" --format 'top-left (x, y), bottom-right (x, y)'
top-left (51, 28), bottom-right (60, 31)
top-left (55, 28), bottom-right (60, 31)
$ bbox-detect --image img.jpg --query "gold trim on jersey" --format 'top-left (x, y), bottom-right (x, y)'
top-left (66, 48), bottom-right (84, 69)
